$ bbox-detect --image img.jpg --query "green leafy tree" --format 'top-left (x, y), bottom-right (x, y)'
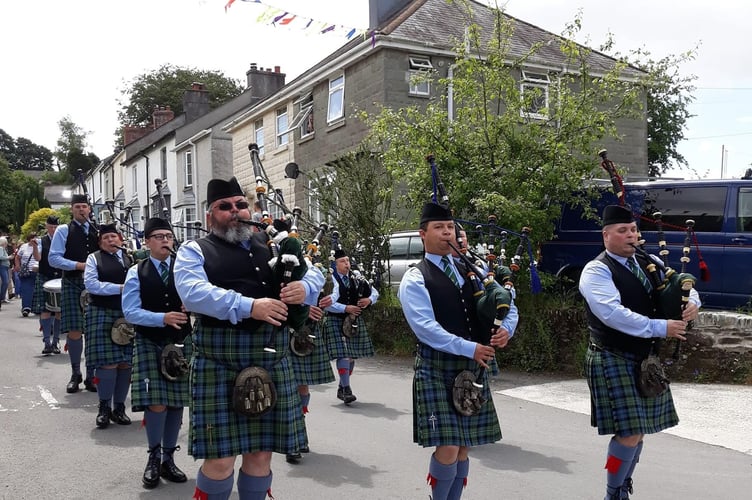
top-left (117, 64), bottom-right (244, 128)
top-left (0, 128), bottom-right (54, 171)
top-left (54, 116), bottom-right (98, 183)
top-left (20, 207), bottom-right (61, 239)
top-left (0, 157), bottom-right (49, 231)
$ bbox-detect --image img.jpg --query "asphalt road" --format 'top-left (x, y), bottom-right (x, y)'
top-left (1, 300), bottom-right (750, 499)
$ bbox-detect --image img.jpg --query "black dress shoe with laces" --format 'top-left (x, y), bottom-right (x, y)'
top-left (342, 386), bottom-right (357, 404)
top-left (83, 378), bottom-right (97, 392)
top-left (142, 446), bottom-right (161, 489)
top-left (52, 344), bottom-right (61, 354)
top-left (66, 373), bottom-right (83, 393)
top-left (42, 344), bottom-right (54, 355)
top-left (286, 452), bottom-right (302, 464)
top-left (160, 460), bottom-right (188, 483)
top-left (96, 400), bottom-right (111, 429)
top-left (110, 404), bottom-right (131, 425)
top-left (299, 445), bottom-right (310, 453)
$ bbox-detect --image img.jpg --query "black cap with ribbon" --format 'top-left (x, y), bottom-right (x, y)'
top-left (143, 217), bottom-right (173, 238)
top-left (602, 205), bottom-right (634, 227)
top-left (207, 176), bottom-right (245, 206)
top-left (71, 194), bottom-right (88, 205)
top-left (98, 223), bottom-right (120, 238)
top-left (333, 248), bottom-right (348, 260)
top-left (46, 215), bottom-right (60, 225)
top-left (420, 202), bottom-right (453, 224)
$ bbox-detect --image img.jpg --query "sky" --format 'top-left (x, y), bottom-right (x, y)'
top-left (1, 0), bottom-right (750, 179)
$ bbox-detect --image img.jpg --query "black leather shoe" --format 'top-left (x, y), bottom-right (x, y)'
top-left (42, 344), bottom-right (54, 355)
top-left (142, 446), bottom-right (161, 489)
top-left (52, 344), bottom-right (61, 354)
top-left (160, 460), bottom-right (187, 483)
top-left (342, 386), bottom-right (357, 404)
top-left (110, 404), bottom-right (131, 425)
top-left (83, 378), bottom-right (97, 392)
top-left (299, 445), bottom-right (310, 453)
top-left (286, 452), bottom-right (302, 464)
top-left (96, 400), bottom-right (111, 429)
top-left (66, 373), bottom-right (82, 393)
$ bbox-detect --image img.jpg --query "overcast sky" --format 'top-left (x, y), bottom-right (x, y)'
top-left (2, 0), bottom-right (750, 178)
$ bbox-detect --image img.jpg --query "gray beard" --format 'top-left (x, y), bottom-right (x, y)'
top-left (212, 223), bottom-right (254, 244)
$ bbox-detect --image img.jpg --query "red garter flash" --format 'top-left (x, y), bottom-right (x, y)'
top-left (426, 473), bottom-right (438, 488)
top-left (337, 368), bottom-right (348, 375)
top-left (140, 418), bottom-right (146, 428)
top-left (92, 376), bottom-right (100, 385)
top-left (64, 343), bottom-right (69, 352)
top-left (302, 406), bottom-right (309, 414)
top-left (604, 455), bottom-right (623, 474)
top-left (192, 487), bottom-right (208, 500)
top-left (266, 488), bottom-right (275, 499)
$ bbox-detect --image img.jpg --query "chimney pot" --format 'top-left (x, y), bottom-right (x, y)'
top-left (274, 66), bottom-right (281, 73)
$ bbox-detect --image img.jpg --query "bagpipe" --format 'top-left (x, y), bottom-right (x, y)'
top-left (598, 149), bottom-right (698, 359)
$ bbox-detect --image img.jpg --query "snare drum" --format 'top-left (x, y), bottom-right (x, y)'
top-left (42, 278), bottom-right (63, 312)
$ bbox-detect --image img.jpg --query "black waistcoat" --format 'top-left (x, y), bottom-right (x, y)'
top-left (196, 232), bottom-right (273, 330)
top-left (63, 222), bottom-right (98, 277)
top-left (416, 259), bottom-right (485, 344)
top-left (90, 251), bottom-right (130, 310)
top-left (331, 273), bottom-right (357, 317)
top-left (38, 235), bottom-right (60, 279)
top-left (585, 251), bottom-right (661, 357)
top-left (136, 258), bottom-right (189, 343)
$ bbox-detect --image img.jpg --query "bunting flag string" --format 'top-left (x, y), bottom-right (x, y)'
top-left (224, 0), bottom-right (372, 42)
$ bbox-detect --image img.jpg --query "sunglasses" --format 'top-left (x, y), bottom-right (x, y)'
top-left (215, 201), bottom-right (250, 211)
top-left (148, 233), bottom-right (174, 241)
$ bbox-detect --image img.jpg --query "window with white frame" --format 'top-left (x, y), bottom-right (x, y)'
top-left (268, 189), bottom-right (285, 220)
top-left (288, 92), bottom-right (314, 138)
top-left (408, 56), bottom-right (433, 96)
top-left (307, 172), bottom-right (336, 224)
top-left (132, 166), bottom-right (138, 194)
top-left (276, 107), bottom-right (289, 147)
top-left (184, 150), bottom-right (193, 187)
top-left (130, 207), bottom-right (140, 233)
top-left (327, 74), bottom-right (345, 123)
top-left (104, 171), bottom-right (110, 201)
top-left (520, 69), bottom-right (550, 119)
top-left (255, 119), bottom-right (265, 156)
top-left (185, 206), bottom-right (198, 240)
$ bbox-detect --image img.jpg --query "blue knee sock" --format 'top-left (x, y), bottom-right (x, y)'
top-left (349, 359), bottom-right (355, 374)
top-left (144, 409), bottom-right (167, 449)
top-left (336, 358), bottom-right (350, 387)
top-left (237, 470), bottom-right (272, 500)
top-left (163, 407), bottom-right (183, 451)
top-left (196, 468), bottom-right (233, 500)
top-left (428, 455), bottom-right (457, 500)
top-left (447, 459), bottom-right (469, 500)
top-left (113, 366), bottom-right (132, 405)
top-left (52, 316), bottom-right (61, 344)
top-left (605, 438), bottom-right (638, 497)
top-left (40, 317), bottom-right (53, 345)
top-left (67, 337), bottom-right (83, 373)
top-left (622, 441), bottom-right (643, 491)
top-left (95, 367), bottom-right (116, 402)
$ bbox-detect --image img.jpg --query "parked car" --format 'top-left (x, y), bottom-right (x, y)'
top-left (386, 230), bottom-right (423, 288)
top-left (539, 179), bottom-right (752, 310)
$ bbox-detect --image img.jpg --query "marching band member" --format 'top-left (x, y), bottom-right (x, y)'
top-left (174, 177), bottom-right (323, 500)
top-left (399, 202), bottom-right (517, 500)
top-left (49, 194), bottom-right (99, 393)
top-left (32, 215), bottom-right (62, 355)
top-left (15, 232), bottom-right (39, 317)
top-left (84, 224), bottom-right (133, 429)
top-left (323, 248), bottom-right (379, 405)
top-left (122, 217), bottom-right (190, 489)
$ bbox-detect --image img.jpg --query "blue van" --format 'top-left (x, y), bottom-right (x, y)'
top-left (539, 179), bottom-right (752, 310)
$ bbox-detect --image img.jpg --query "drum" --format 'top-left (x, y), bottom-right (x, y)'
top-left (42, 278), bottom-right (62, 312)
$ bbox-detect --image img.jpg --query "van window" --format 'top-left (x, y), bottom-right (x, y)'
top-left (390, 237), bottom-right (409, 259)
top-left (739, 188), bottom-right (752, 232)
top-left (408, 237), bottom-right (424, 258)
top-left (636, 186), bottom-right (726, 232)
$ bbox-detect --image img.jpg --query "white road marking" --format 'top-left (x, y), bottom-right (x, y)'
top-left (37, 385), bottom-right (60, 410)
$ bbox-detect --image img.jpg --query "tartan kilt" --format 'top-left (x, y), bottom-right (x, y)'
top-left (188, 317), bottom-right (306, 459)
top-left (290, 321), bottom-right (336, 386)
top-left (413, 344), bottom-right (502, 448)
top-left (84, 304), bottom-right (134, 369)
top-left (31, 273), bottom-right (55, 314)
top-left (61, 276), bottom-right (85, 333)
top-left (585, 346), bottom-right (679, 436)
top-left (323, 314), bottom-right (375, 360)
top-left (131, 334), bottom-right (192, 412)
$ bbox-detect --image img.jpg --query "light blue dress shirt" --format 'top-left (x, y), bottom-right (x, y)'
top-left (578, 249), bottom-right (701, 338)
top-left (398, 252), bottom-right (519, 359)
top-left (173, 239), bottom-right (324, 325)
top-left (49, 221), bottom-right (92, 271)
top-left (324, 272), bottom-right (380, 315)
top-left (84, 250), bottom-right (126, 296)
top-left (122, 256), bottom-right (172, 328)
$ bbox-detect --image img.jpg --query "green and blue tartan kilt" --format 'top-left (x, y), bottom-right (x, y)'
top-left (585, 346), bottom-right (679, 436)
top-left (84, 304), bottom-right (134, 369)
top-left (31, 273), bottom-right (58, 314)
top-left (188, 318), bottom-right (306, 460)
top-left (323, 314), bottom-right (375, 360)
top-left (131, 334), bottom-right (192, 412)
top-left (413, 343), bottom-right (502, 448)
top-left (60, 276), bottom-right (85, 334)
top-left (290, 321), bottom-right (336, 386)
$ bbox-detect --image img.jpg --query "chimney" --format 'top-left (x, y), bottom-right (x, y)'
top-left (123, 125), bottom-right (151, 146)
top-left (246, 63), bottom-right (286, 102)
top-left (369, 0), bottom-right (413, 29)
top-left (152, 105), bottom-right (175, 129)
top-left (183, 82), bottom-right (210, 122)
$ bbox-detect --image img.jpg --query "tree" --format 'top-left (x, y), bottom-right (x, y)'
top-left (0, 156), bottom-right (49, 232)
top-left (20, 207), bottom-right (61, 239)
top-left (117, 64), bottom-right (244, 128)
top-left (0, 128), bottom-right (54, 171)
top-left (364, 7), bottom-right (647, 247)
top-left (54, 116), bottom-right (98, 183)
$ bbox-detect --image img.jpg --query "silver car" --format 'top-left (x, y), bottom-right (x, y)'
top-left (386, 231), bottom-right (423, 288)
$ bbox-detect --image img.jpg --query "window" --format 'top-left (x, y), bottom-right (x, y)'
top-left (276, 107), bottom-right (289, 147)
top-left (104, 171), bottom-right (110, 201)
top-left (160, 147), bottom-right (167, 180)
top-left (184, 151), bottom-right (193, 187)
top-left (289, 92), bottom-right (314, 138)
top-left (308, 173), bottom-right (335, 225)
top-left (185, 207), bottom-right (198, 240)
top-left (738, 188), bottom-right (752, 232)
top-left (520, 69), bottom-right (550, 119)
top-left (130, 207), bottom-right (140, 233)
top-left (408, 56), bottom-right (433, 96)
top-left (637, 187), bottom-right (726, 233)
top-left (327, 74), bottom-right (345, 123)
top-left (268, 189), bottom-right (285, 220)
top-left (132, 166), bottom-right (138, 195)
top-left (255, 119), bottom-right (264, 156)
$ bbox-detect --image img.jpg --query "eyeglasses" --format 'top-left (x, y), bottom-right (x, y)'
top-left (214, 201), bottom-right (250, 211)
top-left (148, 233), bottom-right (174, 241)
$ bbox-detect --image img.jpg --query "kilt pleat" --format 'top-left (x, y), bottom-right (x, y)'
top-left (290, 322), bottom-right (336, 386)
top-left (188, 318), bottom-right (305, 459)
top-left (323, 314), bottom-right (375, 360)
top-left (61, 276), bottom-right (85, 333)
top-left (131, 334), bottom-right (191, 412)
top-left (412, 344), bottom-right (502, 448)
top-left (84, 304), bottom-right (133, 368)
top-left (585, 347), bottom-right (679, 436)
